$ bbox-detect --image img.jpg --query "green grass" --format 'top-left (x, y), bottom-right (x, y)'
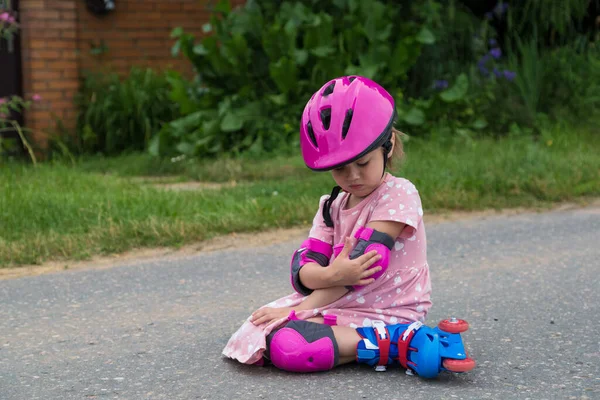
top-left (1, 121), bottom-right (598, 267)
top-left (403, 125), bottom-right (600, 209)
top-left (76, 151), bottom-right (312, 182)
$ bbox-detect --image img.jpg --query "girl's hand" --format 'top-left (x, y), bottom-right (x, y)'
top-left (328, 237), bottom-right (382, 287)
top-left (250, 307), bottom-right (292, 326)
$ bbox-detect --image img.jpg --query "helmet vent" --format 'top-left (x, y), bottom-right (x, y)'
top-left (348, 76), bottom-right (356, 83)
top-left (320, 107), bottom-right (331, 130)
top-left (341, 109), bottom-right (353, 139)
top-left (322, 82), bottom-right (335, 96)
top-left (306, 121), bottom-right (318, 148)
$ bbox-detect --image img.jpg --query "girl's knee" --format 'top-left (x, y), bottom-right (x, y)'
top-left (266, 320), bottom-right (339, 372)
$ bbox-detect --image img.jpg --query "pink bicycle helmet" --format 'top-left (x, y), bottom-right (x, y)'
top-left (300, 76), bottom-right (396, 171)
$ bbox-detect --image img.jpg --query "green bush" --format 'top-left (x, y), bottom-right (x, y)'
top-left (539, 44), bottom-right (600, 120)
top-left (74, 67), bottom-right (179, 155)
top-left (151, 0), bottom-right (435, 157)
top-left (398, 1), bottom-right (600, 139)
top-left (504, 0), bottom-right (594, 46)
top-left (67, 0), bottom-right (599, 159)
top-left (397, 17), bottom-right (527, 139)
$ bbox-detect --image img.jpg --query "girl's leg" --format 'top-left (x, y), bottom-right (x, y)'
top-left (332, 325), bottom-right (362, 364)
top-left (307, 317), bottom-right (361, 365)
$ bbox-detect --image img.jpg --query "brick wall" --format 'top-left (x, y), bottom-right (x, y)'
top-left (20, 0), bottom-right (79, 146)
top-left (19, 0), bottom-right (245, 147)
top-left (76, 0), bottom-right (245, 77)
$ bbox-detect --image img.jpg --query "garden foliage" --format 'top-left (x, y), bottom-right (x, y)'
top-left (68, 0), bottom-right (599, 158)
top-left (74, 68), bottom-right (178, 155)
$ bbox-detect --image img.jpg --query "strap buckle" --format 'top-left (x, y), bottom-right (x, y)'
top-left (401, 321), bottom-right (423, 341)
top-left (372, 320), bottom-right (388, 339)
top-left (398, 321), bottom-right (423, 370)
top-left (371, 320), bottom-right (390, 371)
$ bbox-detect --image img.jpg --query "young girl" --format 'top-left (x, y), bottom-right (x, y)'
top-left (223, 76), bottom-right (435, 374)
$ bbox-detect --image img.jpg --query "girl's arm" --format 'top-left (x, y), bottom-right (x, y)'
top-left (296, 286), bottom-right (349, 311)
top-left (297, 262), bottom-right (336, 289)
top-left (299, 237), bottom-right (383, 290)
top-left (250, 286), bottom-right (348, 326)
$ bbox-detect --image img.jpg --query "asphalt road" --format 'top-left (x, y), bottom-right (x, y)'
top-left (1, 205), bottom-right (599, 400)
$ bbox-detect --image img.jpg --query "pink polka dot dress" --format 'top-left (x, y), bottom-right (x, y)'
top-left (222, 173), bottom-right (432, 365)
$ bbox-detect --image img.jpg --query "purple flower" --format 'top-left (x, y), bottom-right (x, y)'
top-left (433, 80), bottom-right (449, 90)
top-left (493, 67), bottom-right (502, 78)
top-left (494, 2), bottom-right (509, 15)
top-left (490, 47), bottom-right (502, 59)
top-left (1, 12), bottom-right (16, 25)
top-left (478, 54), bottom-right (490, 74)
top-left (503, 70), bottom-right (516, 81)
top-left (489, 39), bottom-right (497, 46)
top-left (478, 53), bottom-right (491, 66)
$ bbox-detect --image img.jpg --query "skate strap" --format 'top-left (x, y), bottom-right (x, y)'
top-left (287, 310), bottom-right (299, 321)
top-left (371, 321), bottom-right (391, 368)
top-left (398, 321), bottom-right (423, 369)
top-left (324, 314), bottom-right (337, 326)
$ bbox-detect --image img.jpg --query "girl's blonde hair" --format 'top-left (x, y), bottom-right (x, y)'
top-left (386, 127), bottom-right (406, 170)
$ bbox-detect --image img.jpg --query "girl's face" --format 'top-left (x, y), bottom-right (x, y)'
top-left (331, 148), bottom-right (388, 200)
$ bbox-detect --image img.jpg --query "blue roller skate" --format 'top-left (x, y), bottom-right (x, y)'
top-left (356, 318), bottom-right (476, 378)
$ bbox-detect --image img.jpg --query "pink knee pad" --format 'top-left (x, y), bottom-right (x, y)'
top-left (267, 320), bottom-right (339, 373)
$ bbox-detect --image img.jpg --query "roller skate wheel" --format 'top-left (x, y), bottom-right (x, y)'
top-left (442, 357), bottom-right (476, 372)
top-left (438, 318), bottom-right (469, 333)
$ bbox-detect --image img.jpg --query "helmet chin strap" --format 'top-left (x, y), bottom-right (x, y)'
top-left (381, 136), bottom-right (393, 177)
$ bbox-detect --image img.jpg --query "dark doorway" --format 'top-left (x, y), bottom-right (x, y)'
top-left (0, 0), bottom-right (24, 156)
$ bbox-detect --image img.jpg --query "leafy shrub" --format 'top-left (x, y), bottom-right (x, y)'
top-left (503, 0), bottom-right (595, 46)
top-left (400, 0), bottom-right (600, 139)
top-left (404, 0), bottom-right (485, 99)
top-left (161, 0), bottom-right (590, 152)
top-left (151, 0), bottom-right (436, 157)
top-left (538, 44), bottom-right (600, 120)
top-left (398, 22), bottom-right (525, 139)
top-left (0, 95), bottom-right (40, 163)
top-left (75, 67), bottom-right (179, 155)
